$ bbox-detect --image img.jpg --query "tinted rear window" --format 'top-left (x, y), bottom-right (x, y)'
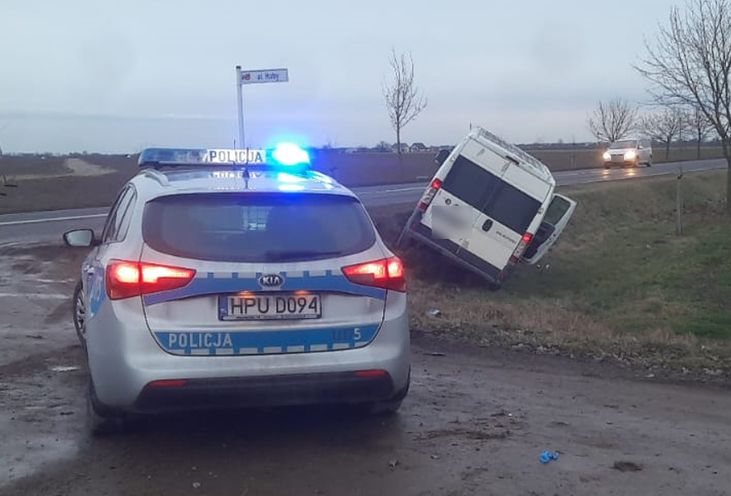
top-left (442, 155), bottom-right (541, 234)
top-left (443, 155), bottom-right (500, 208)
top-left (143, 193), bottom-right (376, 262)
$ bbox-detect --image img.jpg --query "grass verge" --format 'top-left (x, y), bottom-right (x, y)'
top-left (371, 170), bottom-right (731, 377)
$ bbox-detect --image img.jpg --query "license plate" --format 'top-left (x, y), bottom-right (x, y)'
top-left (219, 293), bottom-right (322, 321)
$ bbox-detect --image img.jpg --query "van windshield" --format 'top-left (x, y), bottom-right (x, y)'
top-left (609, 140), bottom-right (638, 149)
top-left (442, 155), bottom-right (542, 234)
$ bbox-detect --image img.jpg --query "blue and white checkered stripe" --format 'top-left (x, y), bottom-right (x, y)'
top-left (154, 324), bottom-right (380, 356)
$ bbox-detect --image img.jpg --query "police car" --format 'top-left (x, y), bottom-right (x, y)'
top-left (64, 144), bottom-right (410, 434)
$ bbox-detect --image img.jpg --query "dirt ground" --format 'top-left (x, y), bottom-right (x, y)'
top-left (1, 245), bottom-right (730, 496)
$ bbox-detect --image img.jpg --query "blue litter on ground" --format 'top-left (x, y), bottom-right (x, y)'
top-left (540, 451), bottom-right (560, 464)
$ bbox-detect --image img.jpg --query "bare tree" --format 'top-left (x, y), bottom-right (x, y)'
top-left (640, 107), bottom-right (684, 160)
top-left (374, 141), bottom-right (391, 152)
top-left (687, 105), bottom-right (715, 158)
top-left (636, 0), bottom-right (731, 213)
top-left (383, 50), bottom-right (427, 155)
top-left (587, 99), bottom-right (639, 143)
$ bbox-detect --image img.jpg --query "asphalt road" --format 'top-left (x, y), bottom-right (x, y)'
top-left (0, 158), bottom-right (726, 245)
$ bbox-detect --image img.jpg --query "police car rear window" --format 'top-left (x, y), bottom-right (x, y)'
top-left (142, 193), bottom-right (376, 263)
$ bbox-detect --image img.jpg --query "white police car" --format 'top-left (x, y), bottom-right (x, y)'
top-left (64, 144), bottom-right (410, 434)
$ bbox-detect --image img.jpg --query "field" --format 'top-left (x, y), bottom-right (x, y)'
top-left (1, 145), bottom-right (727, 214)
top-left (372, 170), bottom-right (731, 376)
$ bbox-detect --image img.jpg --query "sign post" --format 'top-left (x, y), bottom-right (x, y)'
top-left (235, 66), bottom-right (289, 149)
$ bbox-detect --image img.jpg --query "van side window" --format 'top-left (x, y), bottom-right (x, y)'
top-left (543, 196), bottom-right (571, 226)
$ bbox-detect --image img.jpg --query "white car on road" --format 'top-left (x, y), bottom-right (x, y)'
top-left (602, 139), bottom-right (653, 168)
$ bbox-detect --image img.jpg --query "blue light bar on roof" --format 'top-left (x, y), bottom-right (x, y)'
top-left (271, 143), bottom-right (311, 166)
top-left (138, 144), bottom-right (310, 168)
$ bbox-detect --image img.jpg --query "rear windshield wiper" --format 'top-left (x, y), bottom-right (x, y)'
top-left (263, 250), bottom-right (343, 261)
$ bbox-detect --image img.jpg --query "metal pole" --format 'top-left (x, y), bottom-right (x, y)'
top-left (676, 165), bottom-right (683, 236)
top-left (235, 65), bottom-right (245, 150)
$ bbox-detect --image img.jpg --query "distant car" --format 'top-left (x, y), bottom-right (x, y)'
top-left (602, 139), bottom-right (653, 168)
top-left (64, 144), bottom-right (410, 434)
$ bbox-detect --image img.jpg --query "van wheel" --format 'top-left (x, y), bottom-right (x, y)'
top-left (72, 281), bottom-right (87, 352)
top-left (87, 382), bottom-right (126, 437)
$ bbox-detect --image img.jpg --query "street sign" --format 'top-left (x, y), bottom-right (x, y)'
top-left (235, 66), bottom-right (290, 149)
top-left (239, 68), bottom-right (289, 85)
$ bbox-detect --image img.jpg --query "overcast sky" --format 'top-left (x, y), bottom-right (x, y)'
top-left (0, 0), bottom-right (675, 153)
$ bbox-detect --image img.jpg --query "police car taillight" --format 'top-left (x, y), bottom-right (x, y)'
top-left (509, 232), bottom-right (534, 264)
top-left (342, 257), bottom-right (406, 292)
top-left (418, 178), bottom-right (442, 211)
top-left (106, 260), bottom-right (196, 300)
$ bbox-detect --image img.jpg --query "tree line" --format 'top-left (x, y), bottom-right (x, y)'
top-left (589, 0), bottom-right (731, 213)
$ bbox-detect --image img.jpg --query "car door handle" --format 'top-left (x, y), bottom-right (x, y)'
top-left (482, 219), bottom-right (493, 232)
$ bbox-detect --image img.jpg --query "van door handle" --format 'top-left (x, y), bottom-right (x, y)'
top-left (482, 219), bottom-right (494, 232)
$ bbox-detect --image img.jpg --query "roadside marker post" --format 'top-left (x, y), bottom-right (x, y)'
top-left (235, 66), bottom-right (289, 149)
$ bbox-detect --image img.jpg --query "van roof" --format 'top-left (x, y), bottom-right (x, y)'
top-left (471, 127), bottom-right (554, 183)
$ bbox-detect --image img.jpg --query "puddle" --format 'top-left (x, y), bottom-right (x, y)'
top-left (50, 366), bottom-right (80, 373)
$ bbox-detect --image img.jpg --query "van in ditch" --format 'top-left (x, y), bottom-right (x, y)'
top-left (397, 127), bottom-right (576, 288)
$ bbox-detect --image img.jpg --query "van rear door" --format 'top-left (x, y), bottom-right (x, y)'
top-left (522, 194), bottom-right (577, 265)
top-left (423, 139), bottom-right (546, 278)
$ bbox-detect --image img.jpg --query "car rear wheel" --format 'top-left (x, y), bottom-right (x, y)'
top-left (367, 398), bottom-right (403, 415)
top-left (72, 281), bottom-right (87, 351)
top-left (363, 371), bottom-right (409, 415)
top-left (87, 381), bottom-right (126, 437)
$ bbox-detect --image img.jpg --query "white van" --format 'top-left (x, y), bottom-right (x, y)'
top-left (398, 128), bottom-right (576, 288)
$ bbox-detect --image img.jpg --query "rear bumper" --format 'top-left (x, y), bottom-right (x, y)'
top-left (134, 371), bottom-right (400, 413)
top-left (87, 292), bottom-right (410, 412)
top-left (406, 214), bottom-right (503, 284)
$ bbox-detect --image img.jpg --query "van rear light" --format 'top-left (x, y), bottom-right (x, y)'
top-left (106, 260), bottom-right (196, 300)
top-left (417, 178), bottom-right (443, 211)
top-left (509, 232), bottom-right (534, 264)
top-left (342, 257), bottom-right (406, 292)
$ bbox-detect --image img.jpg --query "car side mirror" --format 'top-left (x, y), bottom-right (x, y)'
top-left (63, 229), bottom-right (97, 247)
